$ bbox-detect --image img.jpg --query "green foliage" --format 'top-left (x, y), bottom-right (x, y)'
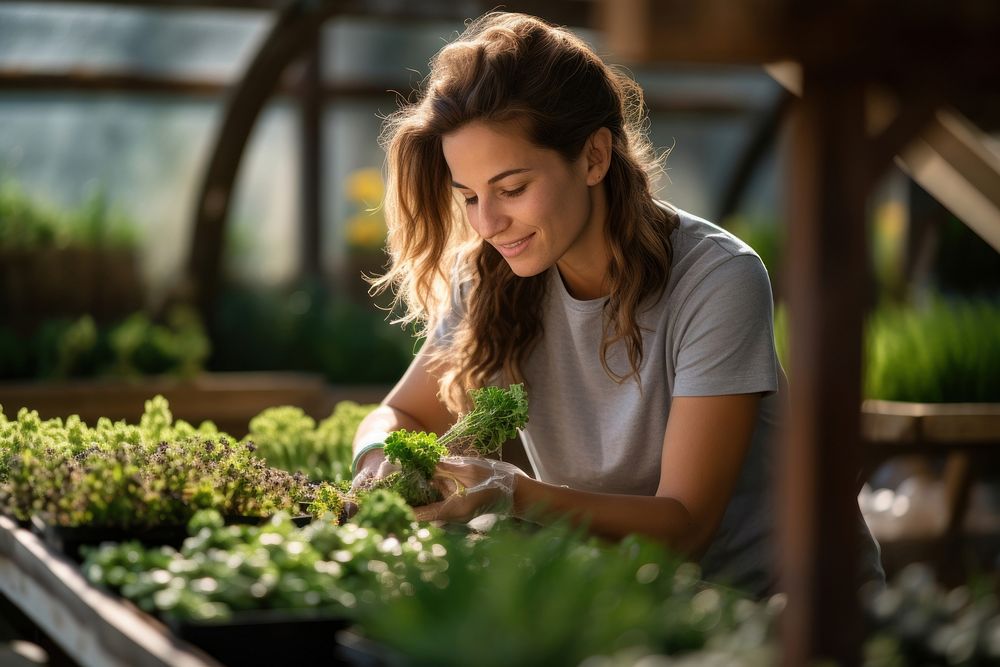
top-left (83, 515), bottom-right (446, 622)
top-left (352, 489), bottom-right (415, 536)
top-left (862, 564), bottom-right (1000, 666)
top-left (0, 395), bottom-right (309, 527)
top-left (0, 181), bottom-right (136, 250)
top-left (0, 306), bottom-right (210, 381)
top-left (210, 280), bottom-right (418, 384)
top-left (83, 511), bottom-right (771, 663)
top-left (314, 402), bottom-right (375, 476)
top-left (864, 296), bottom-right (1000, 402)
top-left (363, 385), bottom-right (530, 507)
top-left (308, 482), bottom-right (347, 521)
top-left (380, 430), bottom-right (447, 506)
top-left (354, 523), bottom-right (763, 667)
top-left (723, 215), bottom-right (783, 291)
top-left (383, 430), bottom-right (447, 480)
top-left (247, 401), bottom-right (375, 483)
top-left (774, 295), bottom-right (1000, 402)
top-left (187, 508), bottom-right (225, 534)
top-left (109, 307), bottom-right (209, 379)
top-left (439, 383), bottom-right (529, 457)
top-left (773, 302), bottom-right (789, 377)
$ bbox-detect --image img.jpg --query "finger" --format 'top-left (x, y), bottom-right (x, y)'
top-left (431, 468), bottom-right (471, 496)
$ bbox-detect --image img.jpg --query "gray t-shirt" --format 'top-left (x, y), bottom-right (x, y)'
top-left (441, 205), bottom-right (884, 597)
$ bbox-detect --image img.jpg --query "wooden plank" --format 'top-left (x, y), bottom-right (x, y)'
top-left (0, 372), bottom-right (334, 436)
top-left (0, 69), bottom-right (759, 117)
top-left (13, 0), bottom-right (279, 9)
top-left (0, 374), bottom-right (390, 435)
top-left (599, 0), bottom-right (1000, 77)
top-left (862, 400), bottom-right (1000, 444)
top-left (0, 516), bottom-right (220, 667)
top-left (0, 68), bottom-right (416, 99)
top-left (599, 0), bottom-right (796, 64)
top-left (779, 66), bottom-right (867, 667)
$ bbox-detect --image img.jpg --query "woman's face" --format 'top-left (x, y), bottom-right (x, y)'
top-left (442, 120), bottom-right (610, 298)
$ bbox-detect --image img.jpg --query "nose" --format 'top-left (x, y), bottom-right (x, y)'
top-left (474, 196), bottom-right (511, 240)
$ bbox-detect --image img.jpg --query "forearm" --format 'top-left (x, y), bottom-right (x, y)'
top-left (513, 477), bottom-right (706, 558)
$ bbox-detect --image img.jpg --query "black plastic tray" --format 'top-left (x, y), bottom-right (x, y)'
top-left (31, 516), bottom-right (189, 562)
top-left (167, 611), bottom-right (351, 667)
top-left (31, 514), bottom-right (313, 562)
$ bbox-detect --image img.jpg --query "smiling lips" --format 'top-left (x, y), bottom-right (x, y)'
top-left (493, 232), bottom-right (534, 258)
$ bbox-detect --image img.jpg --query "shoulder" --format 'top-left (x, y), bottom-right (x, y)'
top-left (657, 204), bottom-right (771, 307)
top-left (663, 203), bottom-right (760, 265)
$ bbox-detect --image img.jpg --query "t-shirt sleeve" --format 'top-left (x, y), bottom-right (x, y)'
top-left (671, 254), bottom-right (779, 397)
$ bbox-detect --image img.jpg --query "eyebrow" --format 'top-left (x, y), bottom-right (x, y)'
top-left (451, 168), bottom-right (531, 190)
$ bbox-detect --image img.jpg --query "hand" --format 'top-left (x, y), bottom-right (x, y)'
top-left (346, 447), bottom-right (399, 518)
top-left (351, 448), bottom-right (399, 495)
top-left (413, 457), bottom-right (528, 523)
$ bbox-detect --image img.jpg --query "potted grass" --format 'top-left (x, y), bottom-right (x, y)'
top-left (845, 297), bottom-right (1000, 582)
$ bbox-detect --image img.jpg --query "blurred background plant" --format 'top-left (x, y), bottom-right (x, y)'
top-left (0, 305), bottom-right (209, 380)
top-left (208, 279), bottom-right (417, 384)
top-left (0, 180), bottom-right (136, 250)
top-left (1, 181), bottom-right (144, 335)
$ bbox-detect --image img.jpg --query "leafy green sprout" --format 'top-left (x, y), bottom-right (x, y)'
top-left (355, 384), bottom-right (529, 510)
top-left (438, 384), bottom-right (529, 457)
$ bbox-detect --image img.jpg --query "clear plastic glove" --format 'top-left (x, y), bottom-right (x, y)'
top-left (346, 448), bottom-right (399, 518)
top-left (350, 457), bottom-right (399, 491)
top-left (413, 456), bottom-right (528, 523)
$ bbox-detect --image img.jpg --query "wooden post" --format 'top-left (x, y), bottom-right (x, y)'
top-left (300, 32), bottom-right (323, 278)
top-left (780, 65), bottom-right (869, 666)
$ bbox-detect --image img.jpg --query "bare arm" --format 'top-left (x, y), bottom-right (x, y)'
top-left (502, 393), bottom-right (760, 558)
top-left (352, 344), bottom-right (456, 476)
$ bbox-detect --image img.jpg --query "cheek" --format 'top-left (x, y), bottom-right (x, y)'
top-left (523, 182), bottom-right (566, 219)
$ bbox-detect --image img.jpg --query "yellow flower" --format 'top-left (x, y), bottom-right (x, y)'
top-left (346, 168), bottom-right (385, 205)
top-left (346, 214), bottom-right (387, 249)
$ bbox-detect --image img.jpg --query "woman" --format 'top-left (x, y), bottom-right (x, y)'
top-left (351, 11), bottom-right (884, 597)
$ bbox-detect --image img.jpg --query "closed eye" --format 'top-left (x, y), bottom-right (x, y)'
top-left (461, 184), bottom-right (526, 207)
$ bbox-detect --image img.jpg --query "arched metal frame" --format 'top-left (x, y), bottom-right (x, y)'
top-left (183, 0), bottom-right (592, 317)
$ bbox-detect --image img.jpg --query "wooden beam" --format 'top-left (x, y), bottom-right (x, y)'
top-left (0, 516), bottom-right (220, 667)
top-left (4, 0), bottom-right (279, 9)
top-left (599, 0), bottom-right (1000, 78)
top-left (184, 0), bottom-right (340, 319)
top-left (766, 64), bottom-right (1000, 255)
top-left (0, 69), bottom-right (407, 99)
top-left (600, 0), bottom-right (797, 64)
top-left (897, 110), bottom-right (1000, 254)
top-left (299, 35), bottom-right (323, 278)
top-left (11, 0), bottom-right (596, 27)
top-left (0, 70), bottom-right (759, 116)
top-left (780, 65), bottom-right (868, 666)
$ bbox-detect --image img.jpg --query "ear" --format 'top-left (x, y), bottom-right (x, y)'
top-left (585, 127), bottom-right (613, 186)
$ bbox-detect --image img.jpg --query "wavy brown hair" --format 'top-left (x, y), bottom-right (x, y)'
top-left (374, 12), bottom-right (677, 412)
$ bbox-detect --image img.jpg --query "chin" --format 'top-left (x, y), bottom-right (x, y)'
top-left (504, 259), bottom-right (549, 279)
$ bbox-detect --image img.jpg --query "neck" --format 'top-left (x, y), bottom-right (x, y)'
top-left (556, 184), bottom-right (610, 300)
